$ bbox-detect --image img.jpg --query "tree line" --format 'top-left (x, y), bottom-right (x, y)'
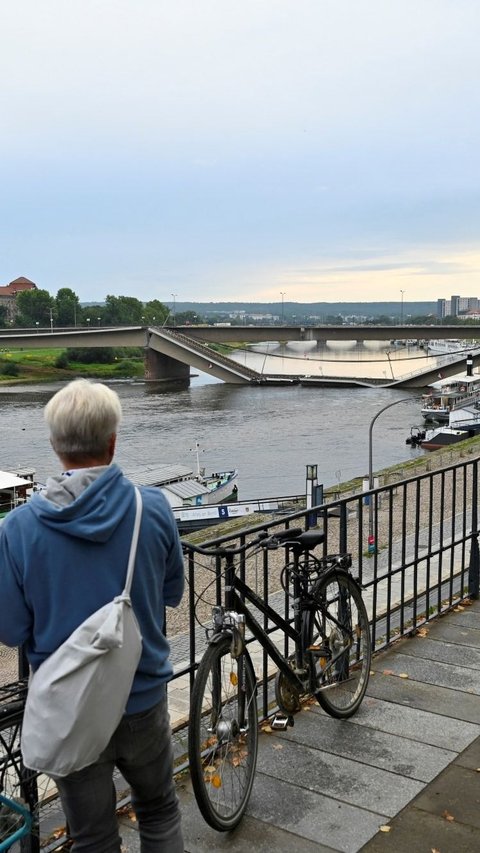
top-left (0, 288), bottom-right (199, 329)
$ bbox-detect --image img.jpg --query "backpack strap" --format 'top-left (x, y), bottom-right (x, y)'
top-left (123, 487), bottom-right (143, 595)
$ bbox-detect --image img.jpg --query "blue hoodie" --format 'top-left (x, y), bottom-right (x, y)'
top-left (0, 463), bottom-right (184, 714)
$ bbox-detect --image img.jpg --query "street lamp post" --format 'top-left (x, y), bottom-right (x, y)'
top-left (400, 290), bottom-right (405, 325)
top-left (280, 291), bottom-right (286, 324)
top-left (171, 294), bottom-right (177, 327)
top-left (367, 396), bottom-right (420, 553)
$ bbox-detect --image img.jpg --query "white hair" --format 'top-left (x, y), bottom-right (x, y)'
top-left (44, 379), bottom-right (122, 459)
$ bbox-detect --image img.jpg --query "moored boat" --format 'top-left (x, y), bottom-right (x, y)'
top-left (421, 355), bottom-right (480, 422)
top-left (409, 397), bottom-right (480, 452)
top-left (124, 443), bottom-right (238, 509)
top-left (426, 338), bottom-right (480, 356)
top-left (0, 469), bottom-right (37, 521)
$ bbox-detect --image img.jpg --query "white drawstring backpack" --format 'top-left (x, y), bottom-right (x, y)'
top-left (21, 488), bottom-right (143, 777)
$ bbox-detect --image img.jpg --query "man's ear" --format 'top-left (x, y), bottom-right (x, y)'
top-left (107, 433), bottom-right (117, 462)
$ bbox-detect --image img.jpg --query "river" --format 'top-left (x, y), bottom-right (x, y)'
top-left (0, 367), bottom-right (427, 499)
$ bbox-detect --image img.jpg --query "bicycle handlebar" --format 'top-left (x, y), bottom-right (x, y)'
top-left (181, 527), bottom-right (304, 558)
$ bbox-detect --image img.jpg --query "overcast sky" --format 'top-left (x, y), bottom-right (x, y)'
top-left (1, 1), bottom-right (479, 306)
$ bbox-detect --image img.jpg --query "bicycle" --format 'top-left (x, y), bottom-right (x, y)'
top-left (184, 526), bottom-right (371, 831)
top-left (0, 792), bottom-right (32, 852)
top-left (0, 680), bottom-right (61, 852)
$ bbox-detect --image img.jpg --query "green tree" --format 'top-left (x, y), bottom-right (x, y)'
top-left (15, 289), bottom-right (54, 328)
top-left (103, 295), bottom-right (144, 325)
top-left (66, 347), bottom-right (116, 364)
top-left (0, 304), bottom-right (7, 328)
top-left (55, 288), bottom-right (81, 326)
top-left (175, 310), bottom-right (202, 325)
top-left (143, 299), bottom-right (169, 325)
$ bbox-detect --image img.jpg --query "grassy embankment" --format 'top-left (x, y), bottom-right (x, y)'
top-left (0, 347), bottom-right (144, 384)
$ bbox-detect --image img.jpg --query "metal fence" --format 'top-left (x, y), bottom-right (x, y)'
top-left (174, 454), bottom-right (479, 731)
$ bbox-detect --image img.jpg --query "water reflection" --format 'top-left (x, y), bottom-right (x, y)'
top-left (231, 341), bottom-right (439, 382)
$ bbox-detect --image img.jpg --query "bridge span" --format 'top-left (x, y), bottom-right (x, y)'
top-left (1, 325), bottom-right (479, 387)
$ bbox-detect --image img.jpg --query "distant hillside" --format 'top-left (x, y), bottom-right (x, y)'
top-left (174, 301), bottom-right (436, 318)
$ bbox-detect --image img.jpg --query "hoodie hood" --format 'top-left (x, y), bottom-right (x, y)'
top-left (27, 463), bottom-right (133, 543)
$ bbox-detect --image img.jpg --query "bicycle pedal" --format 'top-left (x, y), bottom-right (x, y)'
top-left (270, 714), bottom-right (294, 731)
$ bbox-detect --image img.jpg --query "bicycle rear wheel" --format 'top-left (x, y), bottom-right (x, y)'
top-left (0, 687), bottom-right (63, 853)
top-left (188, 636), bottom-right (258, 831)
top-left (303, 569), bottom-right (371, 719)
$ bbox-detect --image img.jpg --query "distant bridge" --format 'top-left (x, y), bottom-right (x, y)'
top-left (1, 324), bottom-right (479, 387)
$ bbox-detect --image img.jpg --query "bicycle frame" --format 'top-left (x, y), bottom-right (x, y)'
top-left (221, 549), bottom-right (309, 695)
top-left (0, 793), bottom-right (32, 852)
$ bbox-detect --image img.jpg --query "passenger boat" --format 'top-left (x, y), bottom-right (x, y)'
top-left (426, 339), bottom-right (480, 356)
top-left (421, 358), bottom-right (480, 422)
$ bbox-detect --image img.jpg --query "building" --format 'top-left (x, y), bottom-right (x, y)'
top-left (0, 277), bottom-right (37, 322)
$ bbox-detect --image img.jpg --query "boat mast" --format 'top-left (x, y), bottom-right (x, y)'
top-left (195, 441), bottom-right (201, 477)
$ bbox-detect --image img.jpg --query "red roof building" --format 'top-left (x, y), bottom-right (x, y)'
top-left (0, 277), bottom-right (37, 322)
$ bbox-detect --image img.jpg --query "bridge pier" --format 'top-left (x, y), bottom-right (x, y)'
top-left (144, 348), bottom-right (190, 382)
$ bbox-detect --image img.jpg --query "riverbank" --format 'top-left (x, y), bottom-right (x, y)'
top-left (0, 347), bottom-right (144, 383)
top-left (183, 432), bottom-right (480, 545)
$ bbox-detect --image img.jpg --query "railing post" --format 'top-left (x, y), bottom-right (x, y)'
top-left (468, 534), bottom-right (479, 599)
top-left (339, 501), bottom-right (348, 555)
top-left (469, 459), bottom-right (479, 599)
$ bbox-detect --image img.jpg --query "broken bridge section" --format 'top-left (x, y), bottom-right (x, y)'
top-left (145, 327), bottom-right (263, 384)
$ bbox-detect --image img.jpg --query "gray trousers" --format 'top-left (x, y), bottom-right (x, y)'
top-left (55, 695), bottom-right (183, 852)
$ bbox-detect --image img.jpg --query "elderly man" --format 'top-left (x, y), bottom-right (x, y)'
top-left (0, 379), bottom-right (184, 852)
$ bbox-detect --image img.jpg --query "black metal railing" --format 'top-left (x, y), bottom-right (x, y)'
top-left (176, 454), bottom-right (479, 725)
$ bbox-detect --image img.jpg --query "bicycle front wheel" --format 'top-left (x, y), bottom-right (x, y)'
top-left (303, 570), bottom-right (371, 719)
top-left (188, 636), bottom-right (258, 831)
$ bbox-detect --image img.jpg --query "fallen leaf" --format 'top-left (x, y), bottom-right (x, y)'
top-left (399, 673), bottom-right (409, 679)
top-left (442, 810), bottom-right (455, 822)
top-left (261, 724), bottom-right (273, 733)
top-left (379, 825), bottom-right (391, 832)
top-left (383, 669), bottom-right (394, 676)
top-left (416, 627), bottom-right (429, 637)
top-left (369, 670), bottom-right (375, 676)
top-left (272, 744), bottom-right (284, 750)
top-left (454, 606), bottom-right (464, 612)
top-left (431, 848), bottom-right (441, 853)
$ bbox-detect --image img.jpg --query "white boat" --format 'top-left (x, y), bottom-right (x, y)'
top-left (124, 443), bottom-right (238, 509)
top-left (421, 373), bottom-right (480, 421)
top-left (0, 469), bottom-right (37, 521)
top-left (426, 339), bottom-right (480, 355)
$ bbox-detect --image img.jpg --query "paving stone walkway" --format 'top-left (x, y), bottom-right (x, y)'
top-left (120, 599), bottom-right (480, 852)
